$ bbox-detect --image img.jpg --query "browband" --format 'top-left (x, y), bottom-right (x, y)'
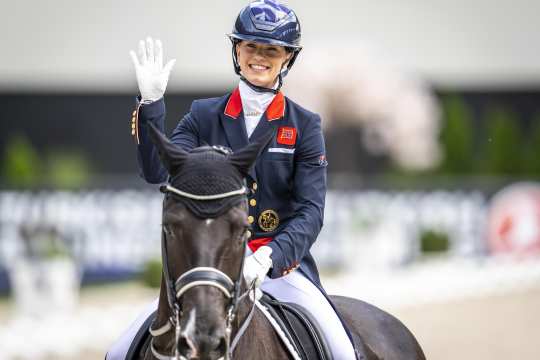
top-left (160, 184), bottom-right (248, 201)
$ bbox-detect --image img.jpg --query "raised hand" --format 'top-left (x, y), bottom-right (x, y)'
top-left (129, 37), bottom-right (176, 102)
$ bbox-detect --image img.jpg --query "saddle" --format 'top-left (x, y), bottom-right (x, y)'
top-left (259, 292), bottom-right (333, 360)
top-left (119, 294), bottom-right (332, 360)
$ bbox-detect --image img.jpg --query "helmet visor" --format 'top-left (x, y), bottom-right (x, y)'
top-left (228, 33), bottom-right (301, 50)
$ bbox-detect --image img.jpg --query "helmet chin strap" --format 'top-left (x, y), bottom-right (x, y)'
top-left (239, 74), bottom-right (282, 95)
top-left (238, 62), bottom-right (289, 94)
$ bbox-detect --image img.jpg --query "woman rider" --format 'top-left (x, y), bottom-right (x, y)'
top-left (108, 1), bottom-right (357, 359)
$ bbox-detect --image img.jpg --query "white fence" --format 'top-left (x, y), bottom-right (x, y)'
top-left (0, 189), bottom-right (489, 273)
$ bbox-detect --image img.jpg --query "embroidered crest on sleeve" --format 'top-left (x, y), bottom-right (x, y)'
top-left (318, 154), bottom-right (328, 166)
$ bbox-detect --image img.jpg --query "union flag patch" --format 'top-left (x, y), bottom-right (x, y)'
top-left (277, 127), bottom-right (297, 145)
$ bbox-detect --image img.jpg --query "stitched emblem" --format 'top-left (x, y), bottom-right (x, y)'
top-left (277, 127), bottom-right (297, 145)
top-left (258, 209), bottom-right (279, 232)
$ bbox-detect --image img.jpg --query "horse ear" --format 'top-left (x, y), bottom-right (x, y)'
top-left (146, 122), bottom-right (188, 175)
top-left (229, 128), bottom-right (275, 176)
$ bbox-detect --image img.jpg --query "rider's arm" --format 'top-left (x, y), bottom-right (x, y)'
top-left (135, 98), bottom-right (199, 184)
top-left (266, 114), bottom-right (327, 278)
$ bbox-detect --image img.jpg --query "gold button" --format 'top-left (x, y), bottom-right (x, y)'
top-left (249, 199), bottom-right (257, 206)
top-left (252, 183), bottom-right (258, 190)
top-left (132, 110), bottom-right (137, 116)
top-left (248, 216), bottom-right (254, 224)
top-left (131, 129), bottom-right (136, 136)
top-left (246, 230), bottom-right (252, 238)
top-left (132, 117), bottom-right (136, 122)
top-left (131, 123), bottom-right (136, 129)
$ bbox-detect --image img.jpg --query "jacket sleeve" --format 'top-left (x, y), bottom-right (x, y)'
top-left (266, 114), bottom-right (327, 278)
top-left (136, 97), bottom-right (200, 184)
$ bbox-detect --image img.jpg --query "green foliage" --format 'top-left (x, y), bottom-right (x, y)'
top-left (2, 135), bottom-right (41, 188)
top-left (482, 107), bottom-right (523, 174)
top-left (439, 95), bottom-right (474, 173)
top-left (46, 150), bottom-right (91, 189)
top-left (420, 230), bottom-right (450, 253)
top-left (141, 258), bottom-right (162, 288)
top-left (1, 134), bottom-right (91, 189)
top-left (524, 113), bottom-right (540, 176)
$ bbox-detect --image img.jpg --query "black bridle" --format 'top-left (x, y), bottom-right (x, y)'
top-left (149, 183), bottom-right (257, 360)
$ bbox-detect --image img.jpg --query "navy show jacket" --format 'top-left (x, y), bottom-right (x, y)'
top-left (133, 87), bottom-right (328, 286)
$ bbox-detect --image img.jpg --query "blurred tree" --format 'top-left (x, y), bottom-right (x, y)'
top-left (439, 95), bottom-right (474, 174)
top-left (1, 136), bottom-right (92, 189)
top-left (524, 112), bottom-right (540, 176)
top-left (482, 106), bottom-right (523, 174)
top-left (46, 150), bottom-right (91, 189)
top-left (1, 135), bottom-right (41, 188)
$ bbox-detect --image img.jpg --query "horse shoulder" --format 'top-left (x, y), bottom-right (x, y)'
top-left (330, 295), bottom-right (426, 360)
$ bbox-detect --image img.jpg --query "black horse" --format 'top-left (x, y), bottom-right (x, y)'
top-left (136, 123), bottom-right (425, 360)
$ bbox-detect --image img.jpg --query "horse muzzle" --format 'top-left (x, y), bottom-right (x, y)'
top-left (177, 333), bottom-right (228, 360)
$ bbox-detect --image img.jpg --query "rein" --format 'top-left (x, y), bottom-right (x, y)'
top-left (150, 183), bottom-right (256, 360)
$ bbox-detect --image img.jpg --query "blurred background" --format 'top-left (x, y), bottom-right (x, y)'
top-left (1, 0), bottom-right (540, 359)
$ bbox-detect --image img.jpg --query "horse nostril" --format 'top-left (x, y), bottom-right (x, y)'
top-left (177, 332), bottom-right (227, 358)
top-left (203, 334), bottom-right (227, 355)
top-left (177, 334), bottom-right (196, 358)
top-left (217, 336), bottom-right (227, 353)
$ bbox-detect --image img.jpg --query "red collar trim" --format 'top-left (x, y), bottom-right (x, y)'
top-left (266, 92), bottom-right (285, 121)
top-left (224, 87), bottom-right (242, 119)
top-left (224, 87), bottom-right (285, 121)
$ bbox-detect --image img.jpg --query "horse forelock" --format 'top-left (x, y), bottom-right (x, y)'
top-left (166, 146), bottom-right (247, 219)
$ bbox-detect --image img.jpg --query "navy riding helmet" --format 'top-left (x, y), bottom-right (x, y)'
top-left (228, 0), bottom-right (302, 93)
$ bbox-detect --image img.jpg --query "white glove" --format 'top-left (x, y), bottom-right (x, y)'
top-left (129, 37), bottom-right (176, 102)
top-left (244, 246), bottom-right (273, 289)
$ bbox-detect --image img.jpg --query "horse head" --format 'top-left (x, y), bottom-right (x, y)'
top-left (147, 122), bottom-right (272, 360)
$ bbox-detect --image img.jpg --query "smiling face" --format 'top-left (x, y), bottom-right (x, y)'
top-left (235, 40), bottom-right (292, 88)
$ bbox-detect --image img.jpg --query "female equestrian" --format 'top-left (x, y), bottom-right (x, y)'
top-left (108, 1), bottom-right (358, 359)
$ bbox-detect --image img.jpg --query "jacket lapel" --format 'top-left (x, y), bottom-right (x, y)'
top-left (221, 88), bottom-right (287, 182)
top-left (220, 88), bottom-right (248, 152)
top-left (247, 92), bottom-right (286, 181)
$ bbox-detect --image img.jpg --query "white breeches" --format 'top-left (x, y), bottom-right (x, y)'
top-left (260, 271), bottom-right (356, 360)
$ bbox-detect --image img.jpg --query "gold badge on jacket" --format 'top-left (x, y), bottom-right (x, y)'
top-left (258, 209), bottom-right (279, 232)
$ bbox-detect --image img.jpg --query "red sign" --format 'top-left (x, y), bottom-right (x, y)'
top-left (488, 183), bottom-right (540, 257)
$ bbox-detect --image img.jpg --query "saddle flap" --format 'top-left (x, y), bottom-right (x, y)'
top-left (260, 292), bottom-right (333, 360)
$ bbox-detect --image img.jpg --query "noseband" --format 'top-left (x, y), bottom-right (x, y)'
top-left (150, 183), bottom-right (257, 360)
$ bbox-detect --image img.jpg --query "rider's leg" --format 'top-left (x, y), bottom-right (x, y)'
top-left (261, 271), bottom-right (356, 360)
top-left (105, 298), bottom-right (159, 360)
